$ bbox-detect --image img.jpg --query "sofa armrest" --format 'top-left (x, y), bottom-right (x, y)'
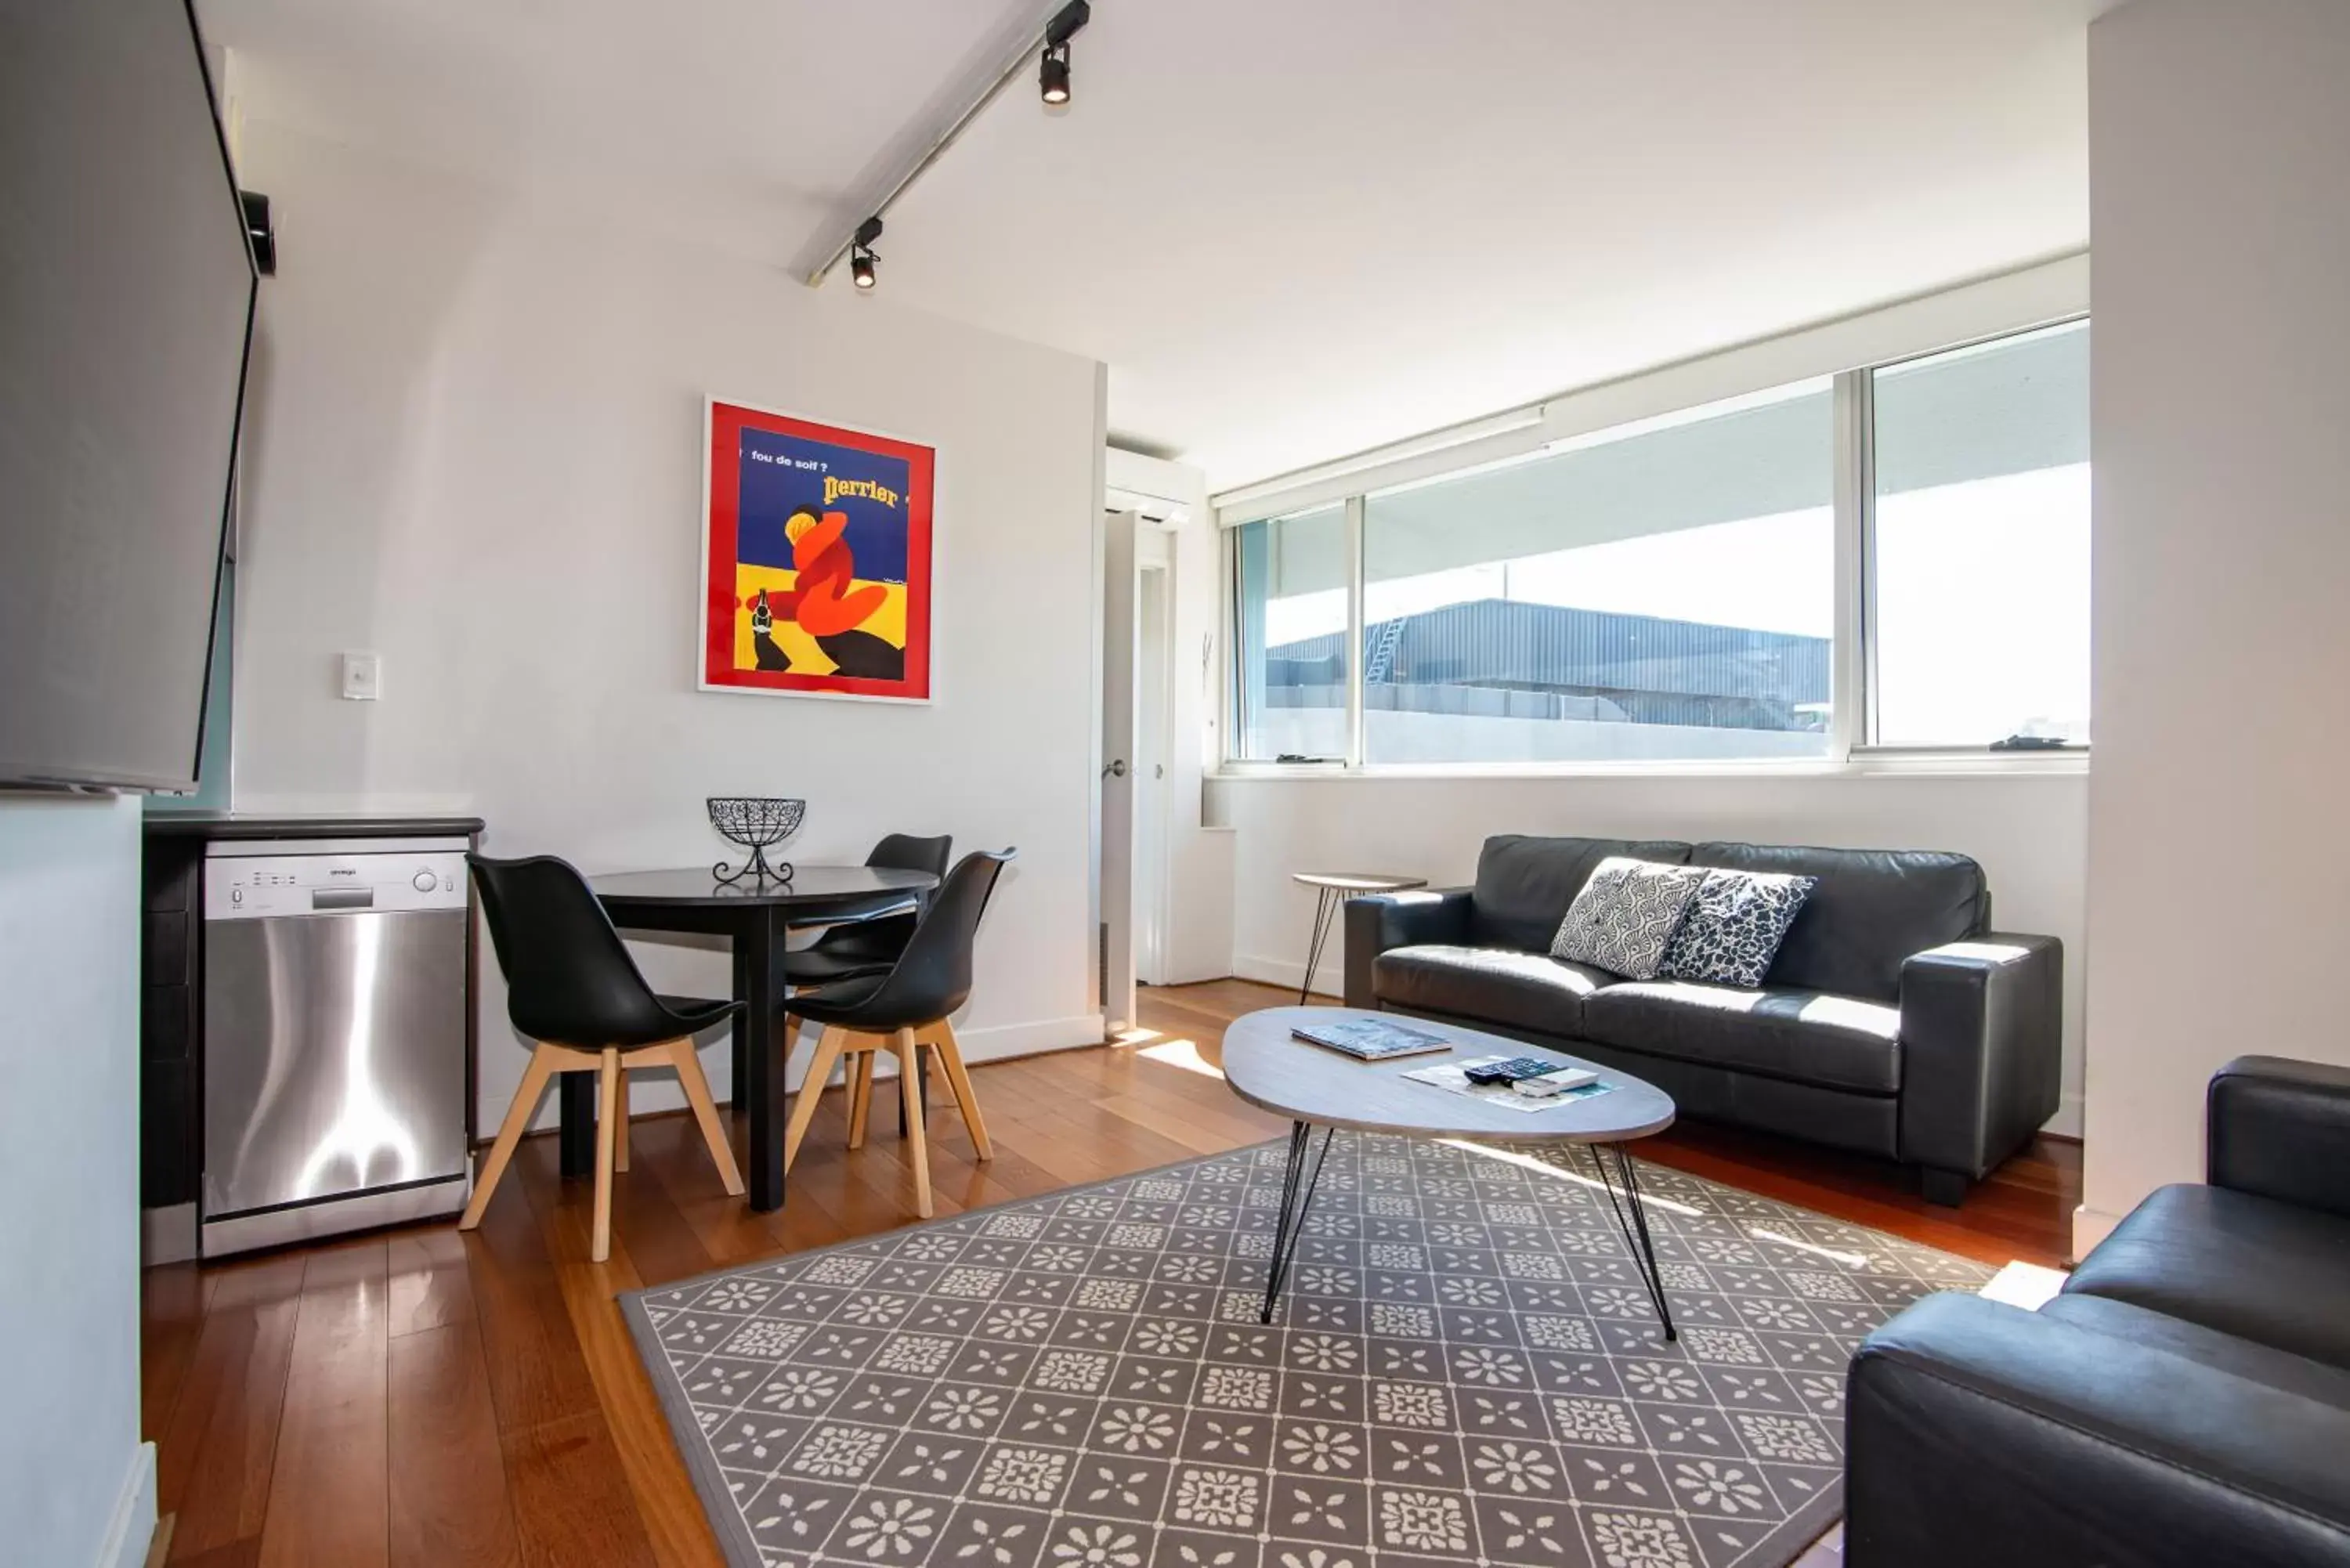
top-left (1342, 887), bottom-right (1472, 1009)
top-left (2208, 1056), bottom-right (2350, 1219)
top-left (1897, 934), bottom-right (2062, 1187)
top-left (1848, 1292), bottom-right (2350, 1568)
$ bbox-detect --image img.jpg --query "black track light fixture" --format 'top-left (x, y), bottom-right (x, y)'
top-left (1040, 0), bottom-right (1089, 106)
top-left (850, 215), bottom-right (883, 290)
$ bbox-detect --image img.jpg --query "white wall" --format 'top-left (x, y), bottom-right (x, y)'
top-left (2077, 0), bottom-right (2350, 1252)
top-left (228, 123), bottom-right (1108, 1125)
top-left (0, 797), bottom-right (154, 1568)
top-left (1209, 768), bottom-right (2089, 1134)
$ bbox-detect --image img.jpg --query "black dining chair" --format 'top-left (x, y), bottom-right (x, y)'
top-left (780, 833), bottom-right (953, 988)
top-left (463, 853), bottom-right (744, 1261)
top-left (780, 848), bottom-right (1014, 1218)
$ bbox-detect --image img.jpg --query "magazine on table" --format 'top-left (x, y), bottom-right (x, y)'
top-left (1404, 1055), bottom-right (1617, 1113)
top-left (1290, 1017), bottom-right (1454, 1061)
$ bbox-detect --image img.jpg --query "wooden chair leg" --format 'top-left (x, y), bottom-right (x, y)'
top-left (783, 1025), bottom-right (848, 1172)
top-left (895, 1027), bottom-right (932, 1218)
top-left (848, 1050), bottom-right (877, 1151)
top-left (613, 1067), bottom-right (631, 1172)
top-left (668, 1037), bottom-right (744, 1197)
top-left (927, 1019), bottom-right (994, 1162)
top-left (462, 1043), bottom-right (562, 1231)
top-left (591, 1048), bottom-right (621, 1262)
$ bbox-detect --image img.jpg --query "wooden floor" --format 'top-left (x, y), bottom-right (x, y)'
top-left (141, 978), bottom-right (2079, 1568)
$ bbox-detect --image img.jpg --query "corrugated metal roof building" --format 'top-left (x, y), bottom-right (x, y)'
top-left (1266, 598), bottom-right (1829, 731)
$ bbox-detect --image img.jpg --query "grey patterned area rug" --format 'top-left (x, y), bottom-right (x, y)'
top-left (621, 1133), bottom-right (1990, 1568)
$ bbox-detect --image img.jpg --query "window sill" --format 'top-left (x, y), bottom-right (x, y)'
top-left (1212, 750), bottom-right (2088, 782)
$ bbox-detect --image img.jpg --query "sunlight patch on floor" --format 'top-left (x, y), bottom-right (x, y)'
top-left (1435, 1136), bottom-right (1705, 1218)
top-left (1746, 1227), bottom-right (1868, 1269)
top-left (1133, 1036), bottom-right (1225, 1079)
top-left (1979, 1259), bottom-right (2070, 1309)
top-left (1109, 1026), bottom-right (1164, 1046)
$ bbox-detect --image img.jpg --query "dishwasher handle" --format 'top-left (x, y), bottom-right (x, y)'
top-left (311, 887), bottom-right (376, 911)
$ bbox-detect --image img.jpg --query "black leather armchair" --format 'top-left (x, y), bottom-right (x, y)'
top-left (2208, 1055), bottom-right (2350, 1219)
top-left (1846, 1057), bottom-right (2350, 1566)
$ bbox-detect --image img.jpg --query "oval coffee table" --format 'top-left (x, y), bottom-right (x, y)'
top-left (1220, 1005), bottom-right (1681, 1336)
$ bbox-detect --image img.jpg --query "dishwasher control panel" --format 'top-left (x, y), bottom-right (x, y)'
top-left (204, 851), bottom-right (470, 919)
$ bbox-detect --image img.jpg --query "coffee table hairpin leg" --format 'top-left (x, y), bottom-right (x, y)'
top-left (1578, 1141), bottom-right (1679, 1342)
top-left (1261, 1119), bottom-right (1336, 1324)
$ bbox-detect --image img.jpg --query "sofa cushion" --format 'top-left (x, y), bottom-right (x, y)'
top-left (1470, 835), bottom-right (1693, 953)
top-left (1549, 857), bottom-right (1709, 979)
top-left (1657, 868), bottom-right (1818, 988)
top-left (1579, 979), bottom-right (1902, 1093)
top-left (2062, 1183), bottom-right (2350, 1370)
top-left (1372, 945), bottom-right (1613, 1037)
top-left (1689, 842), bottom-right (1987, 1002)
top-left (2036, 1293), bottom-right (2350, 1409)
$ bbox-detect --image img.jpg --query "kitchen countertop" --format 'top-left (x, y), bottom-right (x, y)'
top-left (143, 811), bottom-right (486, 840)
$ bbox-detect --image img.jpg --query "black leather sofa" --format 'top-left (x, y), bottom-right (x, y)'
top-left (1846, 1057), bottom-right (2350, 1566)
top-left (1343, 834), bottom-right (2061, 1201)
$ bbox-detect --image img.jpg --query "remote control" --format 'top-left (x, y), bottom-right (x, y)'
top-left (1462, 1056), bottom-right (1567, 1086)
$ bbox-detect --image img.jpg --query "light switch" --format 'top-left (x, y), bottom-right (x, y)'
top-left (340, 651), bottom-right (381, 701)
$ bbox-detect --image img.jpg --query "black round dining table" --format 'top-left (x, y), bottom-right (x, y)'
top-left (579, 865), bottom-right (939, 1212)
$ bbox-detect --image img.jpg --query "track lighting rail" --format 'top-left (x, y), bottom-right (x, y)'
top-left (803, 0), bottom-right (1090, 288)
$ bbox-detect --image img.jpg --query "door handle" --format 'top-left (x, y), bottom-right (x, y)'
top-left (1102, 759), bottom-right (1128, 779)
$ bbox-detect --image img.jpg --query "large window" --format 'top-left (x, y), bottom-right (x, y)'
top-left (1870, 320), bottom-right (2090, 746)
top-left (1361, 385), bottom-right (1834, 763)
top-left (1231, 504), bottom-right (1346, 760)
top-left (1227, 316), bottom-right (2090, 768)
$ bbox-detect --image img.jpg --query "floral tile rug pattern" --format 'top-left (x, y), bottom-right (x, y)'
top-left (620, 1133), bottom-right (1990, 1568)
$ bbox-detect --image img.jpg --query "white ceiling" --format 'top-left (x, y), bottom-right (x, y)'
top-left (201, 0), bottom-right (2095, 490)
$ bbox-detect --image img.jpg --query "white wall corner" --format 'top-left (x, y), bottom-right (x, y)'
top-left (2046, 1092), bottom-right (2083, 1141)
top-left (2070, 1202), bottom-right (2125, 1264)
top-left (96, 1443), bottom-right (157, 1568)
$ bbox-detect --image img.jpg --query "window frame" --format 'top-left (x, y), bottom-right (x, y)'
top-left (1856, 315), bottom-right (2092, 753)
top-left (1220, 312), bottom-right (2091, 777)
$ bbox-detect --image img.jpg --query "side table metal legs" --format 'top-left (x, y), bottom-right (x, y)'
top-left (1579, 1141), bottom-right (1679, 1341)
top-left (1261, 1119), bottom-right (1336, 1324)
top-left (1298, 887), bottom-right (1346, 1003)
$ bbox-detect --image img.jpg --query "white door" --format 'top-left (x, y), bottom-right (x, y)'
top-left (1135, 558), bottom-right (1171, 985)
top-left (1099, 510), bottom-right (1139, 1031)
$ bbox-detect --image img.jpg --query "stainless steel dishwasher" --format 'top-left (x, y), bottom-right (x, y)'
top-left (201, 838), bottom-right (472, 1255)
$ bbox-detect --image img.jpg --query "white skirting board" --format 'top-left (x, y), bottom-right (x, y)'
top-left (1233, 951), bottom-right (1331, 997)
top-left (521, 1012), bottom-right (1109, 1128)
top-left (96, 1442), bottom-right (156, 1568)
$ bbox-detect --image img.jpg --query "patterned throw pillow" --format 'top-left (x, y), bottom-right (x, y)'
top-left (1549, 857), bottom-right (1709, 980)
top-left (1656, 869), bottom-right (1819, 988)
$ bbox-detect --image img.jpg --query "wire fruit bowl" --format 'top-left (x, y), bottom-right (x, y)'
top-left (707, 797), bottom-right (804, 886)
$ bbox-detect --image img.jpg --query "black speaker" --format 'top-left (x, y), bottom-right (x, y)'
top-left (240, 190), bottom-right (276, 276)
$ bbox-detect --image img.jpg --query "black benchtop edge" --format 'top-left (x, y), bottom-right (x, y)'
top-left (143, 812), bottom-right (486, 840)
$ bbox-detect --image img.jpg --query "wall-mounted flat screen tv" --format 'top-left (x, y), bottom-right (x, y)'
top-left (0, 1), bottom-right (257, 792)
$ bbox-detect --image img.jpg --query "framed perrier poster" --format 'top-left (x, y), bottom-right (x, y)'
top-left (700, 397), bottom-right (935, 702)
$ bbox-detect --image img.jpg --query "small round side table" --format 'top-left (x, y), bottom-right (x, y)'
top-left (1290, 871), bottom-right (1427, 1003)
